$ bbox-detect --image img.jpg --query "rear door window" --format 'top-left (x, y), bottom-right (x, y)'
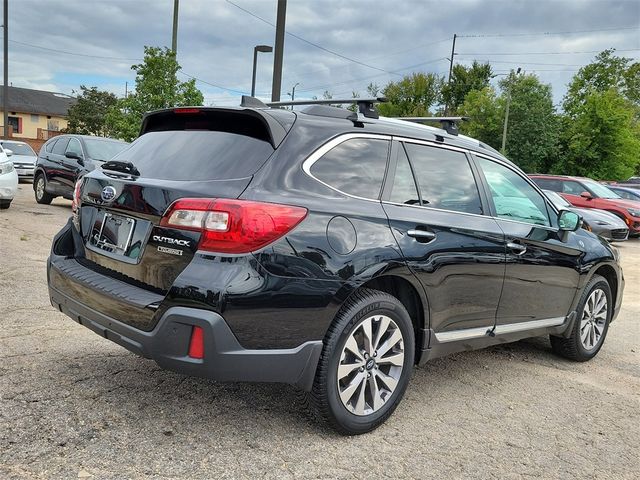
top-left (112, 131), bottom-right (275, 181)
top-left (532, 178), bottom-right (562, 191)
top-left (309, 137), bottom-right (389, 199)
top-left (404, 142), bottom-right (483, 214)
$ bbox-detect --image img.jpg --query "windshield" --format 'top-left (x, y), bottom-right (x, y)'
top-left (583, 180), bottom-right (621, 199)
top-left (3, 142), bottom-right (36, 156)
top-left (84, 139), bottom-right (129, 162)
top-left (544, 190), bottom-right (571, 208)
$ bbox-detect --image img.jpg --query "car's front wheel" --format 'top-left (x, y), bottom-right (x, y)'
top-left (34, 174), bottom-right (54, 204)
top-left (308, 288), bottom-right (415, 435)
top-left (550, 274), bottom-right (612, 361)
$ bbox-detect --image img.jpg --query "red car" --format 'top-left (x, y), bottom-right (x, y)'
top-left (530, 174), bottom-right (640, 236)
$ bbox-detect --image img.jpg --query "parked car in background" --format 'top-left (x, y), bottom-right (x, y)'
top-left (530, 174), bottom-right (640, 237)
top-left (0, 144), bottom-right (18, 209)
top-left (33, 135), bottom-right (129, 204)
top-left (0, 140), bottom-right (37, 181)
top-left (543, 190), bottom-right (628, 241)
top-left (607, 185), bottom-right (640, 202)
top-left (47, 103), bottom-right (624, 434)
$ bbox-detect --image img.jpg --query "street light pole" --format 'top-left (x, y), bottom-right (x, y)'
top-left (251, 45), bottom-right (273, 97)
top-left (501, 67), bottom-right (521, 154)
top-left (289, 82), bottom-right (299, 101)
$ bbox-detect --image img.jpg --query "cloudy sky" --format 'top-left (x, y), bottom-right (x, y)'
top-left (7, 0), bottom-right (640, 107)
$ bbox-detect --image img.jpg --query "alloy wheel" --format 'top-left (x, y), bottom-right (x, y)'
top-left (336, 315), bottom-right (405, 416)
top-left (36, 177), bottom-right (45, 200)
top-left (580, 288), bottom-right (608, 351)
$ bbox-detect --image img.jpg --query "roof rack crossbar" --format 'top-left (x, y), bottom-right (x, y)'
top-left (267, 97), bottom-right (387, 119)
top-left (395, 116), bottom-right (469, 136)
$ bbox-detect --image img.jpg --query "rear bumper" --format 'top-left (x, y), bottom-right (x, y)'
top-left (49, 284), bottom-right (322, 390)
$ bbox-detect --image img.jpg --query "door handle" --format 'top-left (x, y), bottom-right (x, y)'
top-left (507, 241), bottom-right (527, 255)
top-left (407, 229), bottom-right (436, 242)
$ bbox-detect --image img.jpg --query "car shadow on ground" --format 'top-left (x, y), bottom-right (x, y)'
top-left (49, 335), bottom-right (566, 437)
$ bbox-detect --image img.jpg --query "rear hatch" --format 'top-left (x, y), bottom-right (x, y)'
top-left (74, 107), bottom-right (295, 292)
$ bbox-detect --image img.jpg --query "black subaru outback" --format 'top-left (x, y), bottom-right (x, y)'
top-left (47, 99), bottom-right (624, 435)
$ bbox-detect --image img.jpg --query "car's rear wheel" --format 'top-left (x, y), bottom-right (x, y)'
top-left (307, 288), bottom-right (415, 435)
top-left (34, 174), bottom-right (54, 204)
top-left (550, 274), bottom-right (611, 361)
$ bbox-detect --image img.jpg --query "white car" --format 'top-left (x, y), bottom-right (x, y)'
top-left (0, 140), bottom-right (37, 181)
top-left (0, 144), bottom-right (18, 209)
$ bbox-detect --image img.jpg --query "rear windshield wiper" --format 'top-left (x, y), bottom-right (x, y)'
top-left (101, 160), bottom-right (140, 177)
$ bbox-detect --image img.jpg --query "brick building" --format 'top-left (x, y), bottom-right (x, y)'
top-left (0, 86), bottom-right (76, 152)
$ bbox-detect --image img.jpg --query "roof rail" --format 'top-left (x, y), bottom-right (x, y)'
top-left (267, 97), bottom-right (387, 119)
top-left (395, 116), bottom-right (469, 136)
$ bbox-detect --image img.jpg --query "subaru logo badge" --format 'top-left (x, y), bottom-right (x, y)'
top-left (101, 186), bottom-right (117, 202)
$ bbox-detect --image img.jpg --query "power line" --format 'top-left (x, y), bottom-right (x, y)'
top-left (179, 71), bottom-right (249, 95)
top-left (459, 48), bottom-right (640, 56)
top-left (458, 25), bottom-right (639, 38)
top-left (9, 39), bottom-right (142, 61)
top-left (225, 0), bottom-right (401, 76)
top-left (456, 58), bottom-right (590, 67)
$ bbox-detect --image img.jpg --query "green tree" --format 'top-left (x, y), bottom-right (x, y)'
top-left (107, 46), bottom-right (204, 141)
top-left (554, 89), bottom-right (640, 180)
top-left (441, 61), bottom-right (493, 114)
top-left (458, 86), bottom-right (504, 149)
top-left (377, 72), bottom-right (444, 117)
top-left (65, 86), bottom-right (118, 136)
top-left (499, 72), bottom-right (559, 173)
top-left (563, 49), bottom-right (639, 115)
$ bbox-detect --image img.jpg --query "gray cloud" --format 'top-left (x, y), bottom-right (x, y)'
top-left (8, 0), bottom-right (640, 106)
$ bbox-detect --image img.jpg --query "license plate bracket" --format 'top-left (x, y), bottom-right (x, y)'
top-left (89, 212), bottom-right (136, 257)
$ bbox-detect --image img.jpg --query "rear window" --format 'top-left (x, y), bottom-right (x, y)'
top-left (111, 131), bottom-right (274, 181)
top-left (309, 138), bottom-right (389, 199)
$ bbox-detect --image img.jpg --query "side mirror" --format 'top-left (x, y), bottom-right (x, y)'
top-left (4, 148), bottom-right (12, 157)
top-left (580, 191), bottom-right (593, 200)
top-left (558, 210), bottom-right (581, 232)
top-left (65, 151), bottom-right (81, 160)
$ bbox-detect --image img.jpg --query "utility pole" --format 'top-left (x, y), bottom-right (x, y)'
top-left (271, 0), bottom-right (287, 102)
top-left (171, 0), bottom-right (179, 54)
top-left (447, 34), bottom-right (457, 84)
top-left (501, 67), bottom-right (521, 154)
top-left (3, 0), bottom-right (8, 139)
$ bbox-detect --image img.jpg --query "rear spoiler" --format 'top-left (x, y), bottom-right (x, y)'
top-left (139, 106), bottom-right (293, 148)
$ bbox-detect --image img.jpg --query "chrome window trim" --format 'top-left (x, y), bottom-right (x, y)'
top-left (392, 136), bottom-right (471, 154)
top-left (435, 316), bottom-right (565, 343)
top-left (301, 133), bottom-right (392, 203)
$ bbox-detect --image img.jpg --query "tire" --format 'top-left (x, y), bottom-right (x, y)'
top-left (307, 288), bottom-right (415, 435)
top-left (550, 274), bottom-right (612, 362)
top-left (34, 174), bottom-right (54, 204)
top-left (0, 199), bottom-right (11, 209)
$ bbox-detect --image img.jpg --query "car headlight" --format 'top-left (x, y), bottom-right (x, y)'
top-left (0, 161), bottom-right (14, 174)
top-left (627, 208), bottom-right (640, 217)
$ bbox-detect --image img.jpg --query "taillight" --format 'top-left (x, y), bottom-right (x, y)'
top-left (71, 178), bottom-right (83, 213)
top-left (160, 198), bottom-right (308, 254)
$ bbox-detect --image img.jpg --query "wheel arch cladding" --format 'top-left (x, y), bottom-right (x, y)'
top-left (592, 264), bottom-right (617, 306)
top-left (349, 275), bottom-right (426, 362)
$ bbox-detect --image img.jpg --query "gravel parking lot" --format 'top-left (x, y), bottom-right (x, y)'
top-left (1, 184), bottom-right (639, 479)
